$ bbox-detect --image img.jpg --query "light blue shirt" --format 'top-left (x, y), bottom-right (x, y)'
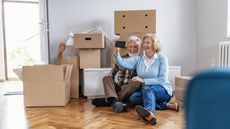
top-left (115, 52), bottom-right (173, 96)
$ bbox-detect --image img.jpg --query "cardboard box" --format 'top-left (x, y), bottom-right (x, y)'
top-left (74, 33), bottom-right (105, 48)
top-left (23, 64), bottom-right (72, 107)
top-left (61, 56), bottom-right (79, 98)
top-left (115, 9), bottom-right (156, 35)
top-left (175, 76), bottom-right (192, 102)
top-left (82, 68), bottom-right (112, 97)
top-left (79, 49), bottom-right (100, 68)
top-left (119, 33), bottom-right (146, 41)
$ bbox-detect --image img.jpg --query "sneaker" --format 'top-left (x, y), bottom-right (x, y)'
top-left (112, 101), bottom-right (128, 113)
top-left (91, 98), bottom-right (110, 107)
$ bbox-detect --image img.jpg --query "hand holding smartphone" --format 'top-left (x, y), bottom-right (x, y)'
top-left (115, 41), bottom-right (126, 48)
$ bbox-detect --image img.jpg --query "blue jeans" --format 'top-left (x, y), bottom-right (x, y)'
top-left (129, 85), bottom-right (171, 114)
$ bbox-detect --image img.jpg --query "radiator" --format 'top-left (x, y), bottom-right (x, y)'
top-left (219, 42), bottom-right (230, 68)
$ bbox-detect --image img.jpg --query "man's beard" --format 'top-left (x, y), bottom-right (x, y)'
top-left (128, 52), bottom-right (138, 57)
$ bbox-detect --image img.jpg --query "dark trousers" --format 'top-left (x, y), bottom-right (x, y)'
top-left (103, 76), bottom-right (140, 101)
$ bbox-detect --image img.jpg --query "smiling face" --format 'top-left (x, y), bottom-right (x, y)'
top-left (126, 40), bottom-right (139, 56)
top-left (141, 34), bottom-right (161, 53)
top-left (142, 37), bottom-right (153, 51)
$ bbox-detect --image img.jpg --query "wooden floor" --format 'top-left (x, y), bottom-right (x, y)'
top-left (0, 81), bottom-right (185, 129)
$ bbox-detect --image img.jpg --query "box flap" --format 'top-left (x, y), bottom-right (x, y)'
top-left (13, 68), bottom-right (23, 81)
top-left (23, 64), bottom-right (64, 82)
top-left (63, 64), bottom-right (73, 81)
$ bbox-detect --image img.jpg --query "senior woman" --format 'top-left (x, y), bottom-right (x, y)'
top-left (114, 33), bottom-right (178, 125)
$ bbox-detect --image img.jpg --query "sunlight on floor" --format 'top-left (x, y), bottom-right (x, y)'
top-left (0, 80), bottom-right (28, 129)
top-left (0, 81), bottom-right (23, 95)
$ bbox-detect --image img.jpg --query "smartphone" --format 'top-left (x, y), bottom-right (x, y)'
top-left (115, 41), bottom-right (126, 48)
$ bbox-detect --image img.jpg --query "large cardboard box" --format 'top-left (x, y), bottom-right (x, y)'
top-left (175, 76), bottom-right (192, 102)
top-left (74, 33), bottom-right (105, 48)
top-left (119, 33), bottom-right (146, 41)
top-left (82, 68), bottom-right (112, 97)
top-left (61, 56), bottom-right (79, 98)
top-left (115, 9), bottom-right (156, 35)
top-left (23, 64), bottom-right (72, 107)
top-left (79, 49), bottom-right (101, 69)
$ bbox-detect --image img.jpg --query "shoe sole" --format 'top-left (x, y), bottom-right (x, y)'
top-left (135, 105), bottom-right (157, 125)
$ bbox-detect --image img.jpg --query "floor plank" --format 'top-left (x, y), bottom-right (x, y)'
top-left (0, 81), bottom-right (185, 129)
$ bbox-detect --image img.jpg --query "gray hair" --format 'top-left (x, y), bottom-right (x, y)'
top-left (126, 35), bottom-right (141, 48)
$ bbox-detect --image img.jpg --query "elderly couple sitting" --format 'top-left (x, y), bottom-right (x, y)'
top-left (91, 34), bottom-right (179, 125)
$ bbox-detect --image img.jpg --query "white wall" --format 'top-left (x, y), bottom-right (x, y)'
top-left (195, 0), bottom-right (228, 72)
top-left (48, 0), bottom-right (196, 75)
top-left (0, 1), bottom-right (5, 81)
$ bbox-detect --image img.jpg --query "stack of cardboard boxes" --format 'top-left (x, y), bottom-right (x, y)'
top-left (73, 33), bottom-right (111, 98)
top-left (74, 33), bottom-right (105, 68)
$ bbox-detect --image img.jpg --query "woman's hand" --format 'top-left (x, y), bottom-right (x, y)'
top-left (132, 76), bottom-right (144, 83)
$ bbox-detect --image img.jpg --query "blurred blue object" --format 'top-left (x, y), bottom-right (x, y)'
top-left (184, 68), bottom-right (230, 129)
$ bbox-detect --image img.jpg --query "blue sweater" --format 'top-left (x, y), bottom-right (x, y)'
top-left (115, 53), bottom-right (173, 96)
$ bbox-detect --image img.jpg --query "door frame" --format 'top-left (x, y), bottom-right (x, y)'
top-left (39, 0), bottom-right (50, 64)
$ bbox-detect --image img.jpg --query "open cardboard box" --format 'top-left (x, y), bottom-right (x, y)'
top-left (20, 64), bottom-right (72, 107)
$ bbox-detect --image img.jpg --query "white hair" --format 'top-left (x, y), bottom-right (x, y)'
top-left (126, 35), bottom-right (141, 48)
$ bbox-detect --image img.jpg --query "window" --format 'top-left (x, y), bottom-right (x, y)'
top-left (0, 0), bottom-right (49, 80)
top-left (228, 0), bottom-right (230, 37)
top-left (4, 0), bottom-right (38, 3)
